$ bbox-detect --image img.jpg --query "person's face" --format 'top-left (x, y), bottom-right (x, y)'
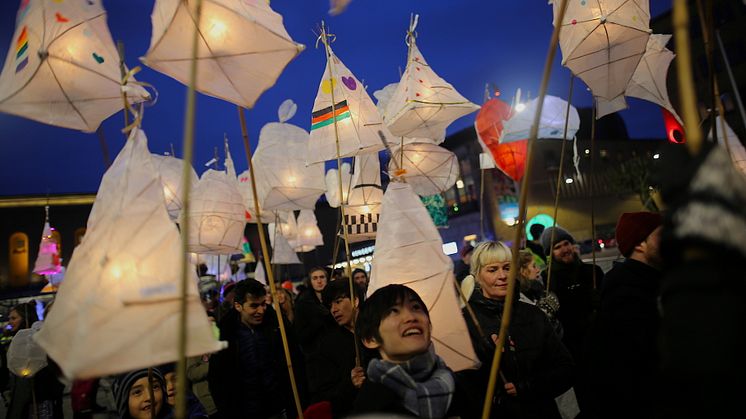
top-left (640, 226), bottom-right (663, 268)
top-left (552, 240), bottom-right (576, 264)
top-left (128, 376), bottom-right (163, 419)
top-left (310, 270), bottom-right (328, 293)
top-left (521, 261), bottom-right (541, 281)
top-left (276, 290), bottom-right (287, 305)
top-left (330, 296), bottom-right (357, 329)
top-left (234, 294), bottom-right (267, 327)
top-left (353, 272), bottom-right (368, 288)
top-left (363, 296), bottom-right (431, 363)
top-left (8, 310), bottom-right (22, 333)
top-left (164, 372), bottom-right (176, 406)
top-left (478, 261), bottom-right (511, 300)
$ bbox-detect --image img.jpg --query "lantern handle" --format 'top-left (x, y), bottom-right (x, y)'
top-left (405, 14), bottom-right (419, 48)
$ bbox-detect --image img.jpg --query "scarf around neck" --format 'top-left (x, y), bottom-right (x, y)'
top-left (367, 345), bottom-right (455, 418)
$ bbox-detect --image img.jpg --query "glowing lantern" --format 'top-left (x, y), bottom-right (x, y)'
top-left (662, 107), bottom-right (686, 144)
top-left (374, 82), bottom-right (443, 145)
top-left (35, 127), bottom-right (223, 379)
top-left (237, 169), bottom-right (275, 224)
top-left (389, 143), bottom-right (460, 196)
top-left (183, 143), bottom-right (246, 255)
top-left (344, 153), bottom-right (383, 243)
top-left (492, 140), bottom-right (528, 182)
top-left (268, 223), bottom-right (301, 265)
top-left (475, 98), bottom-right (513, 149)
top-left (325, 161), bottom-right (352, 208)
top-left (551, 0), bottom-right (651, 101)
top-left (7, 322), bottom-right (47, 378)
top-left (709, 116), bottom-right (746, 176)
top-left (152, 154), bottom-right (199, 221)
top-left (368, 182), bottom-right (478, 371)
top-left (143, 0), bottom-right (304, 108)
top-left (238, 237), bottom-right (256, 264)
top-left (500, 96), bottom-right (580, 143)
top-left (32, 206), bottom-right (61, 276)
top-left (294, 210), bottom-right (324, 252)
top-left (383, 18), bottom-right (480, 139)
top-left (307, 44), bottom-right (387, 164)
top-left (252, 100), bottom-right (325, 211)
top-left (0, 0), bottom-right (149, 131)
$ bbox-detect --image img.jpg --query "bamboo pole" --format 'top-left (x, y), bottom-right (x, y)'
top-left (237, 106), bottom-right (303, 419)
top-left (673, 0), bottom-right (704, 156)
top-left (544, 74), bottom-right (574, 292)
top-left (319, 22), bottom-right (361, 367)
top-left (175, 1), bottom-right (202, 417)
top-left (589, 104), bottom-right (598, 290)
top-left (694, 0), bottom-right (717, 141)
top-left (237, 106), bottom-right (305, 418)
top-left (480, 1), bottom-right (569, 417)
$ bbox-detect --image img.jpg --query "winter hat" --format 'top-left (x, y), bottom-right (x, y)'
top-left (113, 368), bottom-right (165, 419)
top-left (616, 212), bottom-right (662, 257)
top-left (540, 226), bottom-right (575, 256)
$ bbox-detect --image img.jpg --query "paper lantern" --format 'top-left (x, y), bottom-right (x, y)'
top-left (184, 144), bottom-right (246, 255)
top-left (389, 143), bottom-right (460, 196)
top-left (374, 83), bottom-right (443, 145)
top-left (35, 127), bottom-right (223, 379)
top-left (325, 162), bottom-right (352, 208)
top-left (7, 323), bottom-right (47, 378)
top-left (238, 237), bottom-right (256, 264)
top-left (268, 223), bottom-right (301, 265)
top-left (662, 108), bottom-right (686, 144)
top-left (383, 23), bottom-right (479, 139)
top-left (0, 0), bottom-right (149, 131)
top-left (143, 0), bottom-right (304, 108)
top-left (294, 210), bottom-right (324, 252)
top-left (253, 100), bottom-right (325, 210)
top-left (368, 182), bottom-right (478, 371)
top-left (551, 0), bottom-right (651, 100)
top-left (500, 96), bottom-right (580, 143)
top-left (476, 98), bottom-right (513, 149)
top-left (152, 154), bottom-right (199, 221)
top-left (344, 153), bottom-right (383, 243)
top-left (493, 140), bottom-right (528, 183)
top-left (237, 169), bottom-right (275, 224)
top-left (307, 44), bottom-right (388, 164)
top-left (32, 207), bottom-right (61, 276)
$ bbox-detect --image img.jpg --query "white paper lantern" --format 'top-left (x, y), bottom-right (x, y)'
top-left (368, 183), bottom-right (478, 371)
top-left (268, 223), bottom-right (301, 265)
top-left (184, 144), bottom-right (246, 255)
top-left (294, 210), bottom-right (324, 252)
top-left (325, 162), bottom-right (352, 208)
top-left (344, 153), bottom-right (383, 243)
top-left (374, 83), bottom-right (444, 145)
top-left (383, 35), bottom-right (479, 139)
top-left (143, 0), bottom-right (304, 108)
top-left (389, 143), bottom-right (460, 196)
top-left (0, 0), bottom-right (149, 131)
top-left (253, 102), bottom-right (326, 211)
top-left (152, 154), bottom-right (199, 221)
top-left (34, 128), bottom-right (223, 379)
top-left (7, 323), bottom-right (47, 378)
top-left (32, 207), bottom-right (61, 276)
top-left (237, 169), bottom-right (275, 224)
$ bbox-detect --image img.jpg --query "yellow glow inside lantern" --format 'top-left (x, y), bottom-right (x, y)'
top-left (20, 368), bottom-right (31, 377)
top-left (208, 20), bottom-right (227, 40)
top-left (105, 256), bottom-right (138, 282)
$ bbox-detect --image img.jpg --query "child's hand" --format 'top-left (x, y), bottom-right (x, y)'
top-left (504, 382), bottom-right (517, 396)
top-left (351, 366), bottom-right (366, 388)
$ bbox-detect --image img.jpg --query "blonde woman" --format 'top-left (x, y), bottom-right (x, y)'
top-left (457, 241), bottom-right (574, 419)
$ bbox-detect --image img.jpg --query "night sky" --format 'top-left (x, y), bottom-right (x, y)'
top-left (0, 1), bottom-right (673, 196)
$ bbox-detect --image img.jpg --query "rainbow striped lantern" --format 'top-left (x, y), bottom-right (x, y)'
top-left (33, 206), bottom-right (61, 276)
top-left (0, 0), bottom-right (149, 131)
top-left (307, 43), bottom-right (389, 165)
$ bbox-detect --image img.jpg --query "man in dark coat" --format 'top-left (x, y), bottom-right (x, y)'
top-left (587, 212), bottom-right (663, 418)
top-left (208, 279), bottom-right (305, 418)
top-left (540, 227), bottom-right (604, 362)
top-left (304, 280), bottom-right (364, 417)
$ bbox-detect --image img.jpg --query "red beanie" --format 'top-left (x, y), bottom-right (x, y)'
top-left (615, 212), bottom-right (663, 257)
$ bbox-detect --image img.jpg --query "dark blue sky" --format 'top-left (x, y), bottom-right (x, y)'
top-left (0, 1), bottom-right (673, 196)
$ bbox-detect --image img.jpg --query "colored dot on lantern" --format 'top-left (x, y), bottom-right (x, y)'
top-left (571, 19), bottom-right (577, 25)
top-left (321, 79), bottom-right (336, 94)
top-left (416, 67), bottom-right (421, 71)
top-left (419, 79), bottom-right (423, 83)
top-left (580, 0), bottom-right (586, 5)
top-left (416, 93), bottom-right (421, 97)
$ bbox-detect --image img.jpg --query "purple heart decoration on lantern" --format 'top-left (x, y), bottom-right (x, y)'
top-left (341, 76), bottom-right (357, 91)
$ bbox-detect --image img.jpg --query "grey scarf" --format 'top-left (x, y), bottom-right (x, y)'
top-left (367, 345), bottom-right (455, 418)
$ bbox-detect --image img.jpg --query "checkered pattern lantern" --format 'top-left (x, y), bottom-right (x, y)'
top-left (344, 153), bottom-right (383, 243)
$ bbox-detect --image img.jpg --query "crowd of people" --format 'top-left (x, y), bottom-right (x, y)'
top-left (0, 211), bottom-right (676, 418)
